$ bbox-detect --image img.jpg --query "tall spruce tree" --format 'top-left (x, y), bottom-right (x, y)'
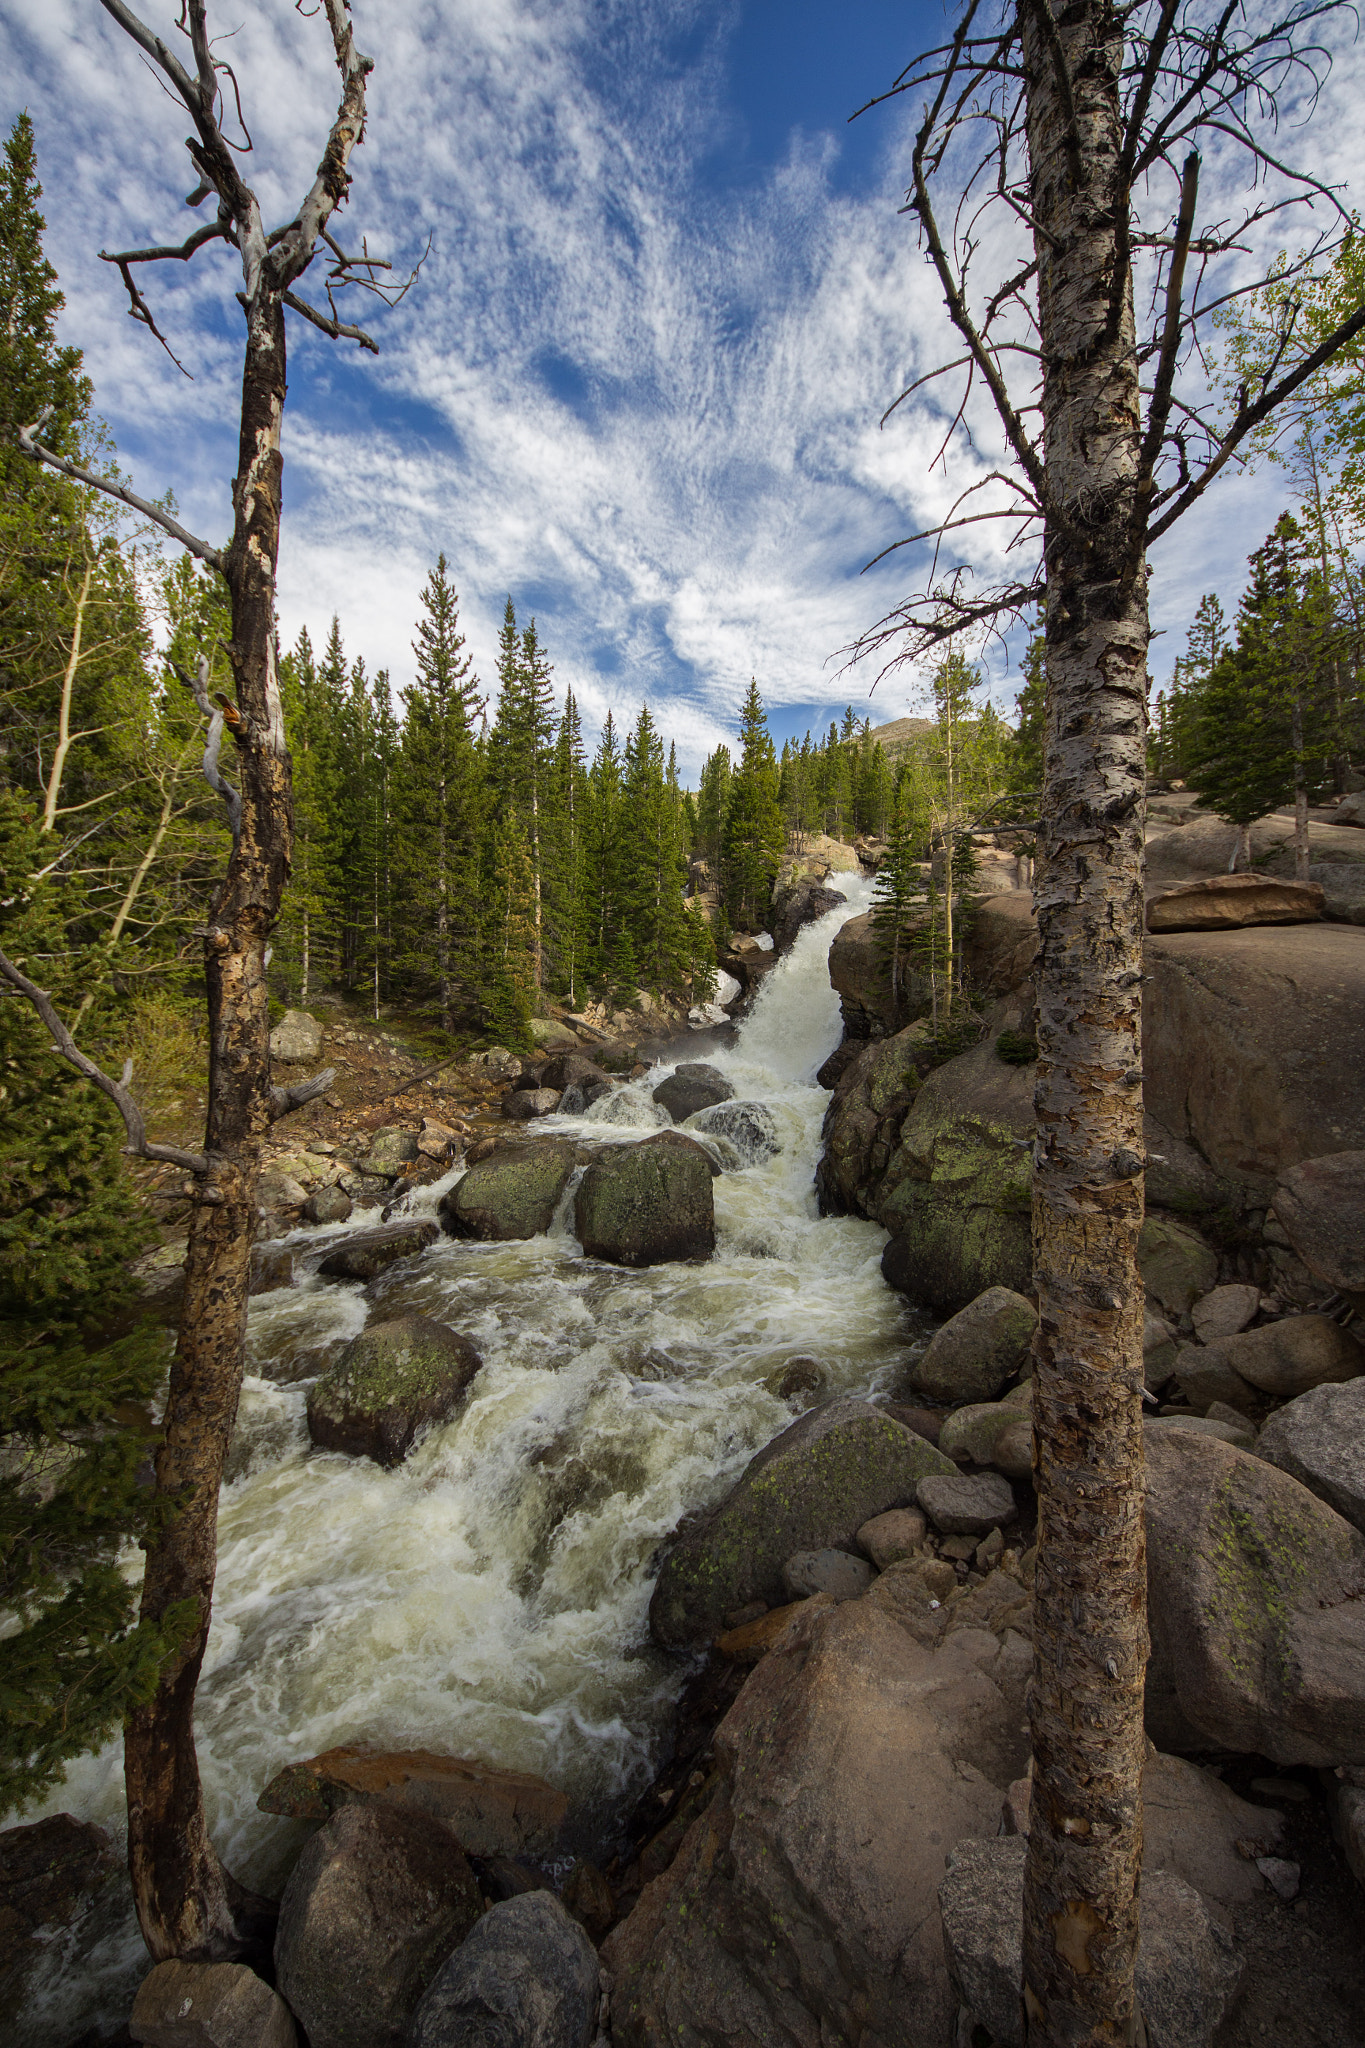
top-left (721, 680), bottom-right (784, 926)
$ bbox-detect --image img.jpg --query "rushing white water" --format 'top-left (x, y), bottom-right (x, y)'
top-left (17, 875), bottom-right (932, 2041)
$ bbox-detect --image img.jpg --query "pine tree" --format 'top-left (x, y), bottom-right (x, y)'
top-left (1013, 630), bottom-right (1047, 793)
top-left (584, 712), bottom-right (628, 994)
top-left (0, 114), bottom-right (91, 487)
top-left (722, 680), bottom-right (784, 925)
top-left (544, 690), bottom-right (589, 1004)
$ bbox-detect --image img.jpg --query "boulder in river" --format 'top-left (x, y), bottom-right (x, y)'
top-left (359, 1126), bottom-right (419, 1178)
top-left (275, 1803), bottom-right (482, 2048)
top-left (439, 1139), bottom-right (581, 1240)
top-left (257, 1745), bottom-right (567, 1858)
top-left (305, 1315), bottom-right (482, 1466)
top-left (316, 1220), bottom-right (437, 1282)
top-left (305, 1183), bottom-right (353, 1227)
top-left (651, 1062), bottom-right (734, 1122)
top-left (574, 1130), bottom-right (715, 1267)
top-left (917, 1470), bottom-right (1018, 1536)
top-left (538, 1051), bottom-right (611, 1093)
top-left (772, 880), bottom-right (846, 954)
top-left (1257, 1378), bottom-right (1365, 1534)
top-left (130, 1960), bottom-right (297, 2047)
top-left (687, 1098), bottom-right (780, 1166)
top-left (503, 1086), bottom-right (562, 1121)
top-left (1144, 1428), bottom-right (1365, 1764)
top-left (648, 1397), bottom-right (953, 1647)
top-left (407, 1891), bottom-right (599, 2048)
top-left (908, 1286), bottom-right (1037, 1404)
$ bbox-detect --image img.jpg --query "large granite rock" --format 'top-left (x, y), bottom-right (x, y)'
top-left (687, 1099), bottom-right (780, 1167)
top-left (130, 1961), bottom-right (296, 2047)
top-left (316, 1220), bottom-right (438, 1282)
top-left (939, 1838), bottom-right (1241, 2048)
top-left (1146, 873), bottom-right (1324, 931)
top-left (270, 1009), bottom-right (323, 1063)
top-left (274, 1804), bottom-right (482, 2048)
top-left (814, 1021), bottom-right (932, 1218)
top-left (257, 1747), bottom-right (567, 1857)
top-left (1270, 1151), bottom-right (1365, 1295)
top-left (964, 892), bottom-right (1038, 998)
top-left (772, 880), bottom-right (847, 954)
top-left (574, 1131), bottom-right (715, 1266)
top-left (1257, 1379), bottom-right (1365, 1534)
top-left (651, 1063), bottom-right (734, 1123)
top-left (503, 1087), bottom-right (563, 1121)
top-left (305, 1316), bottom-right (482, 1466)
top-left (1144, 1428), bottom-right (1365, 1764)
top-left (439, 1140), bottom-right (581, 1241)
top-left (1180, 1313), bottom-right (1365, 1404)
top-left (606, 1589), bottom-right (1032, 2048)
top-left (1145, 809), bottom-right (1365, 887)
top-left (649, 1398), bottom-right (953, 1647)
top-left (909, 1286), bottom-right (1037, 1404)
top-left (828, 911), bottom-right (932, 1039)
top-left (408, 1891), bottom-right (598, 2048)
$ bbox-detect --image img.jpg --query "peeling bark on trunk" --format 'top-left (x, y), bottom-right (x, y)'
top-left (1020, 3), bottom-right (1150, 2042)
top-left (124, 295), bottom-right (291, 1965)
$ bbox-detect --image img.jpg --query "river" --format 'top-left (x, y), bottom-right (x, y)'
top-left (18, 873), bottom-right (929, 2043)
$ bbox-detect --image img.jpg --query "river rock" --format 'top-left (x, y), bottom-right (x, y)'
top-left (856, 1507), bottom-right (927, 1567)
top-left (130, 1961), bottom-right (296, 2047)
top-left (408, 1891), bottom-right (599, 2048)
top-left (780, 1547), bottom-right (873, 1602)
top-left (687, 1098), bottom-right (780, 1166)
top-left (538, 1051), bottom-right (610, 1093)
top-left (305, 1183), bottom-right (353, 1226)
top-left (0, 1813), bottom-right (123, 2019)
top-left (939, 1837), bottom-right (1241, 2048)
top-left (574, 1130), bottom-right (715, 1266)
top-left (270, 1009), bottom-right (323, 1063)
top-left (1257, 1379), bottom-right (1365, 1533)
top-left (305, 1316), bottom-right (481, 1466)
top-left (1271, 1151), bottom-right (1365, 1295)
top-left (1190, 1282), bottom-right (1259, 1342)
top-left (1195, 1313), bottom-right (1365, 1399)
top-left (649, 1398), bottom-right (954, 1647)
top-left (1146, 873), bottom-right (1325, 931)
top-left (504, 1086), bottom-right (563, 1121)
top-left (1147, 1413), bottom-right (1256, 1451)
top-left (917, 1470), bottom-right (1018, 1537)
top-left (651, 1063), bottom-right (734, 1122)
top-left (439, 1140), bottom-right (581, 1241)
top-left (316, 1220), bottom-right (438, 1282)
top-left (909, 1287), bottom-right (1037, 1404)
top-left (359, 1126), bottom-right (419, 1178)
top-left (1144, 1428), bottom-right (1365, 1764)
top-left (605, 1594), bottom-right (1033, 2047)
top-left (257, 1747), bottom-right (566, 1857)
top-left (1138, 1215), bottom-right (1218, 1316)
top-left (875, 1014), bottom-right (1034, 1315)
top-left (275, 1803), bottom-right (482, 2048)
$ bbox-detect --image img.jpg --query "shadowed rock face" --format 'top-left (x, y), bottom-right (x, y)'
top-left (438, 1140), bottom-right (582, 1241)
top-left (648, 1398), bottom-right (953, 1648)
top-left (1271, 1151), bottom-right (1365, 1295)
top-left (574, 1131), bottom-right (715, 1267)
top-left (305, 1316), bottom-right (482, 1467)
top-left (408, 1891), bottom-right (599, 2048)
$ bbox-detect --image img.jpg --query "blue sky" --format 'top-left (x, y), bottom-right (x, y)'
top-left (3, 0), bottom-right (1362, 773)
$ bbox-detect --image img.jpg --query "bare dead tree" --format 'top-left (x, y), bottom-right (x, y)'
top-left (849, 3), bottom-right (1365, 2041)
top-left (10, 0), bottom-right (411, 1964)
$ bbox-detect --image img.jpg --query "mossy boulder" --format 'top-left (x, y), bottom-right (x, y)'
top-left (649, 1397), bottom-right (954, 1648)
top-left (1137, 1215), bottom-right (1218, 1316)
top-left (360, 1126), bottom-right (420, 1178)
top-left (306, 1315), bottom-right (482, 1467)
top-left (1144, 1427), bottom-right (1365, 1765)
top-left (908, 1287), bottom-right (1037, 1405)
top-left (575, 1131), bottom-right (715, 1267)
top-left (439, 1140), bottom-right (581, 1241)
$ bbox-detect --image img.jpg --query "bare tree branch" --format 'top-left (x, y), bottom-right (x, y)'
top-left (280, 288), bottom-right (378, 352)
top-left (169, 653), bottom-right (243, 837)
top-left (17, 411), bottom-right (226, 569)
top-left (269, 1067), bottom-right (338, 1120)
top-left (0, 951), bottom-right (209, 1174)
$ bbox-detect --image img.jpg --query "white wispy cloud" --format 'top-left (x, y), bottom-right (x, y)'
top-left (3, 0), bottom-right (1362, 772)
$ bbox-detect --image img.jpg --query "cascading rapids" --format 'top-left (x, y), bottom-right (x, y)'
top-left (12, 873), bottom-right (925, 2047)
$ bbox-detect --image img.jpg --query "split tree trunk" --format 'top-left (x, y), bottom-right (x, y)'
top-left (124, 294), bottom-right (292, 1964)
top-left (1020, 3), bottom-right (1150, 2042)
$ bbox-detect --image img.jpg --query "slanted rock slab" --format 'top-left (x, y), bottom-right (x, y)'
top-left (274, 1804), bottom-right (482, 2048)
top-left (918, 1470), bottom-right (1018, 1536)
top-left (651, 1062), bottom-right (734, 1123)
top-left (1271, 1151), bottom-right (1365, 1295)
top-left (305, 1316), bottom-right (481, 1466)
top-left (939, 1837), bottom-right (1241, 2048)
top-left (407, 1890), bottom-right (599, 2048)
top-left (1146, 872), bottom-right (1324, 932)
top-left (1257, 1378), bottom-right (1365, 1534)
top-left (574, 1130), bottom-right (715, 1266)
top-left (439, 1139), bottom-right (581, 1241)
top-left (316, 1220), bottom-right (438, 1282)
top-left (257, 1746), bottom-right (566, 1858)
top-left (130, 1960), bottom-right (296, 2048)
top-left (649, 1397), bottom-right (953, 1647)
top-left (909, 1286), bottom-right (1037, 1404)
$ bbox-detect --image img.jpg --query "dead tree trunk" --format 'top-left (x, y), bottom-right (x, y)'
top-left (1018, 6), bottom-right (1149, 2038)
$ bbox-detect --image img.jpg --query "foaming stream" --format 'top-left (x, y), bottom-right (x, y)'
top-left (15, 876), bottom-right (920, 2040)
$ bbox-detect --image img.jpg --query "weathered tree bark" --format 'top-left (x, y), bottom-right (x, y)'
top-left (1019, 3), bottom-right (1149, 2041)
